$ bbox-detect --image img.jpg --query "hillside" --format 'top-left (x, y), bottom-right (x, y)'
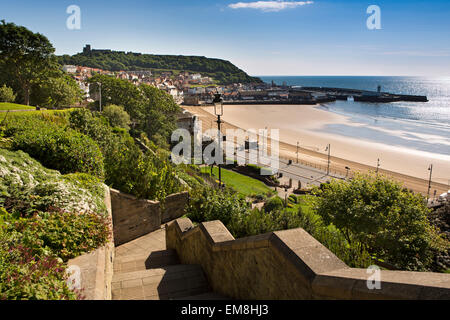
top-left (58, 47), bottom-right (262, 85)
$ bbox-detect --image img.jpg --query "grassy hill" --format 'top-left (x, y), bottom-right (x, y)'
top-left (0, 103), bottom-right (35, 111)
top-left (57, 49), bottom-right (262, 85)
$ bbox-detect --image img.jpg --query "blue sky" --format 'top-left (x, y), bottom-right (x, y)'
top-left (1, 0), bottom-right (449, 76)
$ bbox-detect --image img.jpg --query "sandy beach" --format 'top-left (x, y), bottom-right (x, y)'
top-left (182, 104), bottom-right (450, 195)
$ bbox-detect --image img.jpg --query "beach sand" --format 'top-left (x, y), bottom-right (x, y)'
top-left (182, 104), bottom-right (450, 195)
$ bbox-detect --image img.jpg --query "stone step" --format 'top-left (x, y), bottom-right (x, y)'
top-left (114, 249), bottom-right (180, 273)
top-left (112, 264), bottom-right (210, 300)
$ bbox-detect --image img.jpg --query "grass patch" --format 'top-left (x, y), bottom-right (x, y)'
top-left (0, 103), bottom-right (35, 111)
top-left (200, 166), bottom-right (274, 197)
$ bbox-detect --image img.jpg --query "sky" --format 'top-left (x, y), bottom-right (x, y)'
top-left (1, 0), bottom-right (450, 76)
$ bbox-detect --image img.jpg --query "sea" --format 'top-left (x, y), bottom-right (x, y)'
top-left (259, 76), bottom-right (450, 157)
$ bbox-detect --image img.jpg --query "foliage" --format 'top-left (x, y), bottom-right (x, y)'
top-left (263, 196), bottom-right (284, 213)
top-left (0, 149), bottom-right (110, 300)
top-left (0, 85), bottom-right (16, 103)
top-left (0, 227), bottom-right (79, 300)
top-left (186, 185), bottom-right (299, 238)
top-left (139, 84), bottom-right (181, 145)
top-left (68, 108), bottom-right (182, 200)
top-left (311, 173), bottom-right (446, 271)
top-left (30, 74), bottom-right (82, 108)
top-left (8, 122), bottom-right (104, 179)
top-left (102, 104), bottom-right (130, 130)
top-left (87, 75), bottom-right (181, 146)
top-left (58, 49), bottom-right (262, 84)
top-left (2, 208), bottom-right (110, 262)
top-left (0, 149), bottom-right (107, 215)
top-left (186, 186), bottom-right (250, 229)
top-left (0, 21), bottom-right (59, 105)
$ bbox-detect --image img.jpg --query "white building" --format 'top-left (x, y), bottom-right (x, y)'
top-left (63, 65), bottom-right (77, 73)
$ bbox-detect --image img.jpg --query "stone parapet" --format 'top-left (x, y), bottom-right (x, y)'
top-left (166, 218), bottom-right (450, 300)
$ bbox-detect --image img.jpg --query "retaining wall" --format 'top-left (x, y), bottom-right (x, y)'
top-left (67, 186), bottom-right (115, 300)
top-left (166, 218), bottom-right (450, 300)
top-left (110, 189), bottom-right (188, 246)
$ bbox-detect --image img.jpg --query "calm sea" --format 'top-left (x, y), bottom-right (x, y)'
top-left (259, 76), bottom-right (450, 156)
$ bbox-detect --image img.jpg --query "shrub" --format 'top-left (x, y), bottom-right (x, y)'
top-left (0, 85), bottom-right (16, 103)
top-left (186, 186), bottom-right (249, 229)
top-left (4, 208), bottom-right (110, 261)
top-left (10, 123), bottom-right (104, 179)
top-left (263, 196), bottom-right (284, 213)
top-left (0, 228), bottom-right (79, 300)
top-left (311, 172), bottom-right (446, 271)
top-left (69, 108), bottom-right (182, 200)
top-left (102, 104), bottom-right (130, 130)
top-left (0, 149), bottom-right (107, 216)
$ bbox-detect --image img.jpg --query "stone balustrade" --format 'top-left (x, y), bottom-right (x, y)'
top-left (166, 218), bottom-right (450, 300)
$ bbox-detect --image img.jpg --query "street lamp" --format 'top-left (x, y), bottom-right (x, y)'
top-left (345, 166), bottom-right (350, 178)
top-left (96, 82), bottom-right (102, 112)
top-left (376, 158), bottom-right (380, 177)
top-left (325, 144), bottom-right (331, 175)
top-left (427, 164), bottom-right (433, 202)
top-left (213, 93), bottom-right (223, 187)
top-left (296, 141), bottom-right (300, 164)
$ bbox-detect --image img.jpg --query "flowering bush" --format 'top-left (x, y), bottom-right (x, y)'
top-left (0, 228), bottom-right (80, 300)
top-left (5, 208), bottom-right (110, 261)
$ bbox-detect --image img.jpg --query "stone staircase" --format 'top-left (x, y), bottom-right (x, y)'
top-left (112, 226), bottom-right (227, 300)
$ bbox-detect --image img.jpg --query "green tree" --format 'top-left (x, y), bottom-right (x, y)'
top-left (31, 75), bottom-right (82, 108)
top-left (87, 74), bottom-right (143, 114)
top-left (312, 173), bottom-right (446, 271)
top-left (87, 75), bottom-right (181, 146)
top-left (102, 104), bottom-right (131, 130)
top-left (0, 84), bottom-right (16, 103)
top-left (139, 84), bottom-right (181, 145)
top-left (0, 21), bottom-right (58, 105)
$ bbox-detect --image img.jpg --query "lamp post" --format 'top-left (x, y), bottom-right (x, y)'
top-left (296, 141), bottom-right (299, 164)
top-left (427, 164), bottom-right (433, 202)
top-left (376, 158), bottom-right (380, 177)
top-left (97, 82), bottom-right (102, 112)
top-left (213, 93), bottom-right (223, 187)
top-left (345, 166), bottom-right (350, 179)
top-left (325, 144), bottom-right (331, 175)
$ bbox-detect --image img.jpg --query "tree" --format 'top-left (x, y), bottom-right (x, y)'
top-left (0, 21), bottom-right (58, 105)
top-left (312, 173), bottom-right (446, 271)
top-left (87, 74), bottom-right (143, 115)
top-left (0, 84), bottom-right (16, 103)
top-left (30, 75), bottom-right (82, 108)
top-left (102, 104), bottom-right (131, 130)
top-left (139, 84), bottom-right (181, 144)
top-left (87, 75), bottom-right (181, 146)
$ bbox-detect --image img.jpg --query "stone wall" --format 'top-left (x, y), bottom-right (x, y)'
top-left (166, 218), bottom-right (450, 300)
top-left (110, 189), bottom-right (188, 246)
top-left (161, 191), bottom-right (189, 224)
top-left (67, 186), bottom-right (115, 300)
top-left (110, 188), bottom-right (161, 246)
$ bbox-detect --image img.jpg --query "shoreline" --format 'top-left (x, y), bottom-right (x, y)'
top-left (182, 104), bottom-right (449, 195)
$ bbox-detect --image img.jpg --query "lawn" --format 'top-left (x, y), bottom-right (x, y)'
top-left (0, 102), bottom-right (35, 111)
top-left (200, 166), bottom-right (275, 197)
